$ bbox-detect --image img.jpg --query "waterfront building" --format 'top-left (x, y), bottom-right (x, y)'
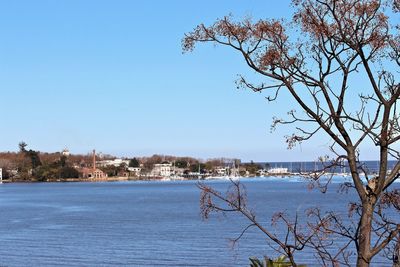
top-left (215, 167), bottom-right (229, 176)
top-left (128, 167), bottom-right (141, 176)
top-left (81, 167), bottom-right (107, 179)
top-left (81, 149), bottom-right (107, 179)
top-left (268, 167), bottom-right (289, 174)
top-left (151, 163), bottom-right (173, 177)
top-left (97, 158), bottom-right (130, 167)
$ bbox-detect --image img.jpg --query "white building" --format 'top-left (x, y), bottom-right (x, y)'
top-left (97, 159), bottom-right (130, 167)
top-left (61, 148), bottom-right (70, 156)
top-left (151, 163), bottom-right (173, 177)
top-left (268, 167), bottom-right (289, 174)
top-left (128, 167), bottom-right (141, 176)
top-left (215, 167), bottom-right (229, 176)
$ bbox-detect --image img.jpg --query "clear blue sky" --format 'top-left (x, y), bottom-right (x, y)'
top-left (0, 0), bottom-right (380, 161)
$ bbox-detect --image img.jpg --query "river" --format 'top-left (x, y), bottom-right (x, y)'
top-left (0, 178), bottom-right (395, 266)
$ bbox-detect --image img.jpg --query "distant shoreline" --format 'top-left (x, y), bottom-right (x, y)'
top-left (1, 176), bottom-right (161, 183)
top-left (1, 175), bottom-right (291, 183)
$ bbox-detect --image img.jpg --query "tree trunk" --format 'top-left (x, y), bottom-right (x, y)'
top-left (393, 238), bottom-right (400, 267)
top-left (357, 201), bottom-right (374, 267)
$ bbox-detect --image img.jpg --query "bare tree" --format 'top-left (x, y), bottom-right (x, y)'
top-left (183, 0), bottom-right (400, 266)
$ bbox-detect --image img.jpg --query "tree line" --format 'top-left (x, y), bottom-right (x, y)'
top-left (0, 143), bottom-right (266, 181)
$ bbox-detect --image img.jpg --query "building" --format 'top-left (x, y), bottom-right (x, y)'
top-left (268, 167), bottom-right (289, 174)
top-left (81, 149), bottom-right (107, 179)
top-left (81, 167), bottom-right (107, 179)
top-left (151, 163), bottom-right (173, 177)
top-left (215, 167), bottom-right (229, 176)
top-left (97, 158), bottom-right (130, 167)
top-left (128, 167), bottom-right (141, 176)
top-left (61, 148), bottom-right (70, 156)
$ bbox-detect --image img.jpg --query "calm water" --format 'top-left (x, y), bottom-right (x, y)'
top-left (0, 178), bottom-right (394, 266)
top-left (261, 160), bottom-right (397, 174)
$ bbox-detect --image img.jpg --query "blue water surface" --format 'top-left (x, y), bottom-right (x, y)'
top-left (0, 178), bottom-right (395, 266)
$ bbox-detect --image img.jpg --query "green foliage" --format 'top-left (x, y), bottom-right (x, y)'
top-left (34, 164), bottom-right (59, 181)
top-left (239, 169), bottom-right (248, 176)
top-left (59, 155), bottom-right (67, 168)
top-left (249, 257), bottom-right (266, 267)
top-left (36, 165), bottom-right (80, 181)
top-left (1, 169), bottom-right (10, 179)
top-left (175, 159), bottom-right (188, 168)
top-left (129, 158), bottom-right (140, 168)
top-left (189, 163), bottom-right (206, 173)
top-left (16, 142), bottom-right (42, 179)
top-left (18, 144), bottom-right (80, 181)
top-left (243, 161), bottom-right (261, 176)
top-left (59, 166), bottom-right (80, 178)
top-left (249, 255), bottom-right (306, 267)
top-left (18, 141), bottom-right (27, 152)
top-left (26, 150), bottom-right (42, 169)
top-left (18, 142), bottom-right (42, 169)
